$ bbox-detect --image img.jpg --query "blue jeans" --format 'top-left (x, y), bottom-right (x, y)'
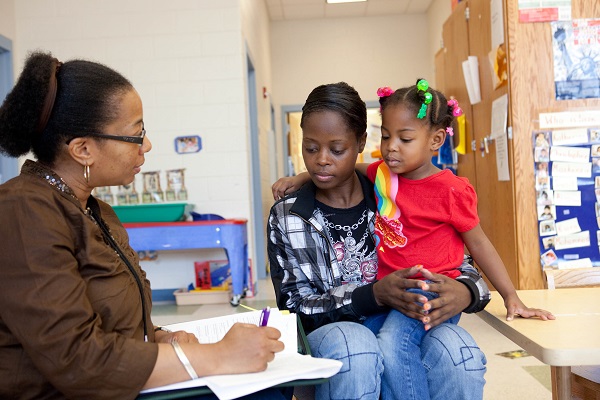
top-left (307, 322), bottom-right (383, 400)
top-left (308, 304), bottom-right (486, 400)
top-left (364, 289), bottom-right (486, 400)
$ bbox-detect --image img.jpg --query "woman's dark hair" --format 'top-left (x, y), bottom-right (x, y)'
top-left (0, 50), bottom-right (133, 164)
top-left (300, 82), bottom-right (367, 141)
top-left (379, 79), bottom-right (454, 133)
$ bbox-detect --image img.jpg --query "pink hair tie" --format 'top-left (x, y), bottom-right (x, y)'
top-left (377, 86), bottom-right (394, 98)
top-left (446, 127), bottom-right (454, 136)
top-left (447, 98), bottom-right (463, 117)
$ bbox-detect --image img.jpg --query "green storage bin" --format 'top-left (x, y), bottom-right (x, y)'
top-left (112, 203), bottom-right (188, 223)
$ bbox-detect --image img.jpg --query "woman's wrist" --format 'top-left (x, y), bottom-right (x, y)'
top-left (154, 326), bottom-right (172, 343)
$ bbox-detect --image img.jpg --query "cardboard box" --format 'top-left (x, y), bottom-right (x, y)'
top-left (173, 287), bottom-right (231, 305)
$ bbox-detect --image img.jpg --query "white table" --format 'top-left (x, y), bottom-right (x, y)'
top-left (477, 288), bottom-right (600, 400)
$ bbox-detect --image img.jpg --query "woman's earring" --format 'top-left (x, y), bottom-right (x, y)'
top-left (84, 163), bottom-right (90, 183)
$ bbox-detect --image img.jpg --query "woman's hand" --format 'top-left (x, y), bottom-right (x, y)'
top-left (144, 323), bottom-right (284, 389)
top-left (155, 329), bottom-right (199, 344)
top-left (213, 323), bottom-right (284, 374)
top-left (503, 293), bottom-right (555, 321)
top-left (373, 266), bottom-right (476, 330)
top-left (372, 266), bottom-right (431, 321)
top-left (418, 269), bottom-right (472, 330)
top-left (272, 173), bottom-right (310, 200)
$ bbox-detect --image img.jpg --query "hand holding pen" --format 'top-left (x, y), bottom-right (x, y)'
top-left (214, 317), bottom-right (284, 374)
top-left (259, 307), bottom-right (271, 327)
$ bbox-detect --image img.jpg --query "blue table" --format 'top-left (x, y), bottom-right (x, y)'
top-left (124, 220), bottom-right (248, 306)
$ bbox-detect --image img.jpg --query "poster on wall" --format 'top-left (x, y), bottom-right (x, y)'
top-left (518, 0), bottom-right (571, 23)
top-left (551, 19), bottom-right (600, 100)
top-left (533, 122), bottom-right (600, 270)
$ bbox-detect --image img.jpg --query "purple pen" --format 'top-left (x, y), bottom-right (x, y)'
top-left (259, 307), bottom-right (270, 326)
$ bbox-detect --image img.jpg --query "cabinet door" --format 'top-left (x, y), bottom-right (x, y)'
top-left (440, 1), bottom-right (477, 187)
top-left (467, 0), bottom-right (519, 289)
top-left (438, 0), bottom-right (519, 289)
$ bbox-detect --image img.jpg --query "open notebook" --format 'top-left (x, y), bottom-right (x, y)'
top-left (139, 309), bottom-right (342, 400)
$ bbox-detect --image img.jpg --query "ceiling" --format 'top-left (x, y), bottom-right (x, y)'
top-left (265, 0), bottom-right (434, 21)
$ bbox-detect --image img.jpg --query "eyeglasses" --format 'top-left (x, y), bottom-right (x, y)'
top-left (86, 129), bottom-right (146, 145)
top-left (67, 129), bottom-right (146, 146)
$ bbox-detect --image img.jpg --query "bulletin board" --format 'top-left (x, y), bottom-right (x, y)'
top-left (534, 126), bottom-right (600, 269)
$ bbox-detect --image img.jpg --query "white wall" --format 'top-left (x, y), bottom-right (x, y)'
top-left (12, 0), bottom-right (250, 220)
top-left (0, 0), bottom-right (15, 41)
top-left (428, 0), bottom-right (453, 86)
top-left (269, 14), bottom-right (433, 176)
top-left (9, 0), bottom-right (258, 292)
top-left (240, 0), bottom-right (274, 276)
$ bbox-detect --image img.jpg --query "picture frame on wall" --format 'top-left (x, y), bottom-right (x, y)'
top-left (174, 135), bottom-right (202, 154)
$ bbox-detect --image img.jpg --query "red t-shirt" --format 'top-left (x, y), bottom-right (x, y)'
top-left (366, 160), bottom-right (479, 279)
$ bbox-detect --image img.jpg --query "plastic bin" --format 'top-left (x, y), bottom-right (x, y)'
top-left (190, 212), bottom-right (225, 221)
top-left (112, 203), bottom-right (187, 223)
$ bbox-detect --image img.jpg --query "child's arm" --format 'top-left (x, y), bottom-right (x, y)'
top-left (462, 224), bottom-right (555, 321)
top-left (271, 162), bottom-right (371, 200)
top-left (272, 172), bottom-right (310, 200)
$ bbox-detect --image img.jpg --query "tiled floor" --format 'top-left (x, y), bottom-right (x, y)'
top-left (152, 279), bottom-right (552, 400)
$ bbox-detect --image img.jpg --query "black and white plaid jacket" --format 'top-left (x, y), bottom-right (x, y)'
top-left (268, 172), bottom-right (491, 334)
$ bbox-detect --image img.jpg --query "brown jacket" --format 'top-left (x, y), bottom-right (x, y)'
top-left (0, 160), bottom-right (158, 399)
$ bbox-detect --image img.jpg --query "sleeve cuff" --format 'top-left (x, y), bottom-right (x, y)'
top-left (351, 282), bottom-right (388, 317)
top-left (456, 276), bottom-right (491, 313)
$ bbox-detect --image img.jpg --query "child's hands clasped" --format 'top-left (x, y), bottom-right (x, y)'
top-left (503, 293), bottom-right (555, 321)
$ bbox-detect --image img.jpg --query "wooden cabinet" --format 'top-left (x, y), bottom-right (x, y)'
top-left (436, 0), bottom-right (600, 290)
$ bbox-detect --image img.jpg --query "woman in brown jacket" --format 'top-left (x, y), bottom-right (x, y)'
top-left (0, 51), bottom-right (289, 400)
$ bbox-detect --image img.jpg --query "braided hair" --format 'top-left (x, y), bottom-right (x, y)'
top-left (378, 79), bottom-right (456, 134)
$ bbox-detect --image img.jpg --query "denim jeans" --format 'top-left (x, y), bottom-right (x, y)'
top-left (364, 289), bottom-right (487, 400)
top-left (307, 322), bottom-right (383, 400)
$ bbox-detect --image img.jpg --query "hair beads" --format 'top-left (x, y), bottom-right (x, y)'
top-left (447, 98), bottom-right (463, 117)
top-left (416, 79), bottom-right (432, 119)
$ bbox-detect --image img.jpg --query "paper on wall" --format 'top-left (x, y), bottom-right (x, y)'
top-left (550, 128), bottom-right (590, 146)
top-left (550, 146), bottom-right (590, 163)
top-left (555, 218), bottom-right (582, 236)
top-left (558, 258), bottom-right (593, 270)
top-left (491, 94), bottom-right (510, 181)
top-left (540, 111), bottom-right (600, 129)
top-left (553, 191), bottom-right (581, 206)
top-left (551, 176), bottom-right (579, 190)
top-left (462, 56), bottom-right (481, 105)
top-left (554, 231), bottom-right (590, 250)
top-left (551, 162), bottom-right (592, 178)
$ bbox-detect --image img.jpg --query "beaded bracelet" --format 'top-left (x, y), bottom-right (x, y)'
top-left (171, 341), bottom-right (199, 380)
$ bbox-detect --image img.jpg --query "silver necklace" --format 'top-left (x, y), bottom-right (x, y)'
top-left (319, 207), bottom-right (373, 283)
top-left (321, 208), bottom-right (368, 237)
